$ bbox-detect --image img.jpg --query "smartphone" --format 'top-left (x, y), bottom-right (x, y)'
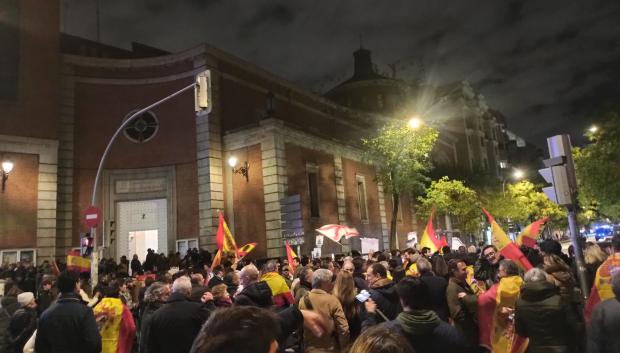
top-left (356, 289), bottom-right (371, 303)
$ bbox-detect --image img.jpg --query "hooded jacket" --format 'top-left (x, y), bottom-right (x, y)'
top-left (382, 310), bottom-right (464, 353)
top-left (234, 281), bottom-right (274, 308)
top-left (515, 281), bottom-right (581, 353)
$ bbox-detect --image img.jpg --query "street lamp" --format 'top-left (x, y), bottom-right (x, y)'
top-left (408, 116), bottom-right (422, 129)
top-left (588, 125), bottom-right (598, 133)
top-left (228, 156), bottom-right (249, 182)
top-left (1, 160), bottom-right (14, 192)
top-left (513, 168), bottom-right (524, 180)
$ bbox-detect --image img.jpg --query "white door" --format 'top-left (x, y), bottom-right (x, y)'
top-left (117, 199), bottom-right (168, 261)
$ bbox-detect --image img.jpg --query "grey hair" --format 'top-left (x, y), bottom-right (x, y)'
top-left (524, 268), bottom-right (548, 283)
top-left (416, 258), bottom-right (432, 274)
top-left (240, 264), bottom-right (259, 286)
top-left (144, 282), bottom-right (170, 303)
top-left (499, 259), bottom-right (520, 276)
top-left (312, 269), bottom-right (333, 289)
top-left (171, 276), bottom-right (192, 295)
top-left (264, 260), bottom-right (278, 273)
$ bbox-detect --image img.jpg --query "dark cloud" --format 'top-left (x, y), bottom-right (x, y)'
top-left (62, 0), bottom-right (620, 147)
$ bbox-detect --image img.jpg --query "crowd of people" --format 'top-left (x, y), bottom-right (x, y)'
top-left (0, 236), bottom-right (619, 353)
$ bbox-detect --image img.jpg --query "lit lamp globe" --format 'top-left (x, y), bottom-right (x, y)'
top-left (228, 156), bottom-right (238, 168)
top-left (2, 160), bottom-right (14, 174)
top-left (513, 169), bottom-right (524, 180)
top-left (408, 117), bottom-right (422, 129)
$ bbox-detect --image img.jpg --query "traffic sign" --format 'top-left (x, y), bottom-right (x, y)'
top-left (84, 206), bottom-right (100, 228)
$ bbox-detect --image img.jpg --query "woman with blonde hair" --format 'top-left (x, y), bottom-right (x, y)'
top-left (348, 323), bottom-right (415, 353)
top-left (332, 271), bottom-right (362, 341)
top-left (584, 243), bottom-right (608, 289)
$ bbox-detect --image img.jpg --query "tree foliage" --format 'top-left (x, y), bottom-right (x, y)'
top-left (483, 180), bottom-right (566, 228)
top-left (362, 119), bottom-right (438, 247)
top-left (417, 177), bottom-right (482, 234)
top-left (573, 113), bottom-right (620, 220)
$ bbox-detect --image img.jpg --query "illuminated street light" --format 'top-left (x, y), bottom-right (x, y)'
top-left (408, 116), bottom-right (422, 129)
top-left (588, 125), bottom-right (598, 133)
top-left (513, 168), bottom-right (525, 180)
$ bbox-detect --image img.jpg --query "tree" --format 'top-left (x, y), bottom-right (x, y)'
top-left (362, 119), bottom-right (438, 249)
top-left (483, 180), bottom-right (566, 230)
top-left (416, 177), bottom-right (482, 235)
top-left (573, 113), bottom-right (620, 220)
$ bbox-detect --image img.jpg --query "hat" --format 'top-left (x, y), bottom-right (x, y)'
top-left (17, 292), bottom-right (35, 307)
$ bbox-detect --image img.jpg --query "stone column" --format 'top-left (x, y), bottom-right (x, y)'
top-left (334, 155), bottom-right (350, 252)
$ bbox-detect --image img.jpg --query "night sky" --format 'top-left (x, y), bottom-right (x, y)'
top-left (62, 0), bottom-right (620, 147)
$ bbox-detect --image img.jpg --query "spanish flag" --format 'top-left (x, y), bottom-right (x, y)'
top-left (216, 210), bottom-right (237, 252)
top-left (584, 253), bottom-right (620, 323)
top-left (93, 297), bottom-right (136, 353)
top-left (67, 250), bottom-right (91, 273)
top-left (419, 209), bottom-right (442, 253)
top-left (478, 275), bottom-right (528, 353)
top-left (211, 248), bottom-right (222, 269)
top-left (237, 242), bottom-right (257, 258)
top-left (482, 208), bottom-right (533, 271)
top-left (515, 217), bottom-right (548, 248)
top-left (285, 241), bottom-right (298, 273)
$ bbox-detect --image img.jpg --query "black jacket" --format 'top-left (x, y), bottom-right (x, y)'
top-left (36, 290), bottom-right (55, 316)
top-left (146, 292), bottom-right (213, 353)
top-left (587, 297), bottom-right (620, 353)
top-left (139, 302), bottom-right (164, 353)
top-left (420, 273), bottom-right (450, 322)
top-left (515, 281), bottom-right (581, 353)
top-left (474, 258), bottom-right (500, 288)
top-left (366, 279), bottom-right (402, 321)
top-left (234, 281), bottom-right (274, 308)
top-left (9, 307), bottom-right (37, 353)
top-left (0, 307), bottom-right (10, 353)
top-left (35, 293), bottom-right (101, 353)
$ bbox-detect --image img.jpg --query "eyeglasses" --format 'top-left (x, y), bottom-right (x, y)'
top-left (484, 251), bottom-right (496, 259)
top-left (343, 268), bottom-right (354, 273)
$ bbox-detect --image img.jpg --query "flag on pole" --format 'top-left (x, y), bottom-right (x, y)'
top-left (584, 253), bottom-right (620, 323)
top-left (285, 241), bottom-right (298, 273)
top-left (67, 250), bottom-right (91, 273)
top-left (439, 235), bottom-right (449, 248)
top-left (216, 210), bottom-right (237, 252)
top-left (515, 217), bottom-right (549, 248)
top-left (418, 209), bottom-right (442, 253)
top-left (315, 224), bottom-right (359, 243)
top-left (478, 275), bottom-right (529, 353)
top-left (211, 249), bottom-right (222, 269)
top-left (482, 208), bottom-right (533, 271)
top-left (237, 243), bottom-right (257, 258)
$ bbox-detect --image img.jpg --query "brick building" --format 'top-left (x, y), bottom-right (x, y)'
top-left (0, 1), bottom-right (530, 264)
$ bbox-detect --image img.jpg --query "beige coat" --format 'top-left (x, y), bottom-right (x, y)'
top-left (298, 288), bottom-right (350, 353)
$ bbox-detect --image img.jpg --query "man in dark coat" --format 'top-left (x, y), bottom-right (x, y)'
top-left (35, 271), bottom-right (101, 353)
top-left (36, 278), bottom-right (56, 316)
top-left (146, 276), bottom-right (214, 353)
top-left (364, 263), bottom-right (401, 321)
top-left (8, 292), bottom-right (37, 353)
top-left (515, 268), bottom-right (581, 353)
top-left (363, 277), bottom-right (464, 353)
top-left (474, 245), bottom-right (502, 288)
top-left (588, 270), bottom-right (620, 353)
top-left (446, 259), bottom-right (478, 353)
top-left (417, 258), bottom-right (450, 322)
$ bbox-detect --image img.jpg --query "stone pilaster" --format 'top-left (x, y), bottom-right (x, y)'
top-left (56, 63), bottom-right (76, 257)
top-left (195, 57), bottom-right (224, 250)
top-left (260, 121), bottom-right (288, 258)
top-left (376, 181), bottom-right (390, 250)
top-left (334, 155), bottom-right (350, 252)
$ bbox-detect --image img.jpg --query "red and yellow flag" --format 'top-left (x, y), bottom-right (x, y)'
top-left (478, 276), bottom-right (528, 353)
top-left (211, 249), bottom-right (222, 269)
top-left (216, 210), bottom-right (237, 252)
top-left (285, 241), bottom-right (298, 273)
top-left (515, 217), bottom-right (548, 248)
top-left (482, 208), bottom-right (533, 271)
top-left (67, 250), bottom-right (90, 273)
top-left (419, 209), bottom-right (441, 253)
top-left (237, 243), bottom-right (257, 258)
top-left (584, 253), bottom-right (620, 323)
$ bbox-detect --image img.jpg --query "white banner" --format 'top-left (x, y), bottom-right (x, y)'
top-left (360, 237), bottom-right (379, 254)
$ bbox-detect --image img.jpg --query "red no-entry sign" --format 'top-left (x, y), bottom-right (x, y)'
top-left (84, 206), bottom-right (100, 228)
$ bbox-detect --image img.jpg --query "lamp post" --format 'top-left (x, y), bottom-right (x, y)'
top-left (503, 168), bottom-right (525, 196)
top-left (88, 71), bottom-right (212, 285)
top-left (1, 160), bottom-right (14, 192)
